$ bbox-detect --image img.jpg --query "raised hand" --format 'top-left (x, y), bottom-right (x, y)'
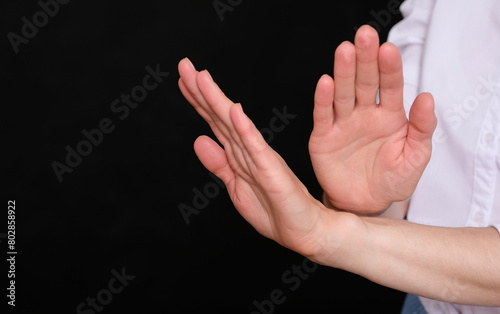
top-left (309, 26), bottom-right (437, 215)
top-left (178, 58), bottom-right (349, 259)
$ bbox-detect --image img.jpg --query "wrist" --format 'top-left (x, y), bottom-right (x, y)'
top-left (309, 209), bottom-right (368, 270)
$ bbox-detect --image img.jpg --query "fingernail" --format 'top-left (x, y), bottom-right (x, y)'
top-left (204, 70), bottom-right (213, 81)
top-left (235, 103), bottom-right (243, 113)
top-left (184, 57), bottom-right (196, 70)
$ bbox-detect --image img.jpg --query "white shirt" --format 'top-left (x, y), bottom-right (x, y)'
top-left (388, 0), bottom-right (500, 313)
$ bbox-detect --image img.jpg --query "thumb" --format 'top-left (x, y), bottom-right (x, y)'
top-left (193, 135), bottom-right (235, 186)
top-left (407, 92), bottom-right (437, 146)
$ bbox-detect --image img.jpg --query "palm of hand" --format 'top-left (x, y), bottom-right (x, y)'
top-left (309, 26), bottom-right (436, 214)
top-left (310, 100), bottom-right (412, 213)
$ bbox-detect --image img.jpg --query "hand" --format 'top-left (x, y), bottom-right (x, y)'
top-left (309, 26), bottom-right (437, 215)
top-left (178, 58), bottom-right (348, 260)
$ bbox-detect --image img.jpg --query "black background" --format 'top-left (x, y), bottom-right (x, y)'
top-left (1, 0), bottom-right (405, 313)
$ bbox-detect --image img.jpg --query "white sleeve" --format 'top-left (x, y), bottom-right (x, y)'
top-left (387, 0), bottom-right (436, 114)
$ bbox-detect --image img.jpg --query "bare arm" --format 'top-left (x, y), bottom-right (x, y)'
top-left (178, 57), bottom-right (500, 307)
top-left (316, 214), bottom-right (500, 306)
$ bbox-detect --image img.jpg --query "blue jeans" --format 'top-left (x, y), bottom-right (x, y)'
top-left (401, 294), bottom-right (428, 314)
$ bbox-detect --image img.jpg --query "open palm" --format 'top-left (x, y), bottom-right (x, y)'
top-left (309, 26), bottom-right (437, 214)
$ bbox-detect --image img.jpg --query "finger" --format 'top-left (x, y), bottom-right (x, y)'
top-left (378, 42), bottom-right (404, 111)
top-left (196, 69), bottom-right (235, 128)
top-left (178, 58), bottom-right (233, 146)
top-left (229, 103), bottom-right (305, 198)
top-left (193, 135), bottom-right (235, 186)
top-left (179, 76), bottom-right (227, 138)
top-left (178, 58), bottom-right (203, 105)
top-left (195, 69), bottom-right (249, 157)
top-left (333, 41), bottom-right (356, 119)
top-left (194, 132), bottom-right (274, 241)
top-left (229, 103), bottom-right (278, 172)
top-left (179, 77), bottom-right (209, 120)
top-left (180, 77), bottom-right (231, 147)
top-left (178, 59), bottom-right (225, 126)
top-left (407, 93), bottom-right (437, 148)
top-left (354, 25), bottom-right (380, 108)
top-left (178, 59), bottom-right (216, 121)
top-left (313, 74), bottom-right (335, 134)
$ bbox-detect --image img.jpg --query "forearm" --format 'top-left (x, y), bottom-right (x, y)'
top-left (317, 214), bottom-right (500, 306)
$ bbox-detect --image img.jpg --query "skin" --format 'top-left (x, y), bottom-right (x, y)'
top-left (178, 26), bottom-right (500, 306)
top-left (309, 26), bottom-right (437, 215)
